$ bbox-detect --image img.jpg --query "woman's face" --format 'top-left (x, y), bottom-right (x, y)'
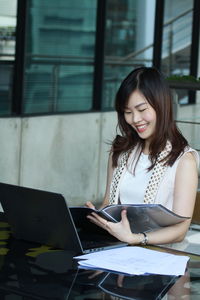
top-left (124, 90), bottom-right (157, 145)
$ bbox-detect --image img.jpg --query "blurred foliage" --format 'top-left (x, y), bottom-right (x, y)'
top-left (166, 75), bottom-right (200, 82)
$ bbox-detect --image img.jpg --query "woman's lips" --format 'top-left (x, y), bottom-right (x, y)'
top-left (136, 124), bottom-right (148, 133)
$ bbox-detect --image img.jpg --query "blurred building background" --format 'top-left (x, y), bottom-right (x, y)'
top-left (0, 0), bottom-right (199, 205)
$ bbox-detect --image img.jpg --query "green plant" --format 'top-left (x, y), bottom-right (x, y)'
top-left (166, 75), bottom-right (200, 82)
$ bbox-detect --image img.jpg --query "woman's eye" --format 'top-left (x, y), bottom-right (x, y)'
top-left (138, 109), bottom-right (146, 112)
top-left (124, 111), bottom-right (131, 114)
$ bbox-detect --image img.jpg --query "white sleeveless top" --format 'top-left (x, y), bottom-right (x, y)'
top-left (120, 152), bottom-right (153, 204)
top-left (110, 146), bottom-right (199, 210)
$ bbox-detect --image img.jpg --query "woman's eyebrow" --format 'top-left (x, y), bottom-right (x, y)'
top-left (125, 102), bottom-right (147, 110)
top-left (135, 102), bottom-right (147, 108)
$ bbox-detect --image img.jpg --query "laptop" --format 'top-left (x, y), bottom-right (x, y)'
top-left (0, 182), bottom-right (126, 254)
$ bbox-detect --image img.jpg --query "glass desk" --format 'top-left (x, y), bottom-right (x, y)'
top-left (0, 213), bottom-right (200, 300)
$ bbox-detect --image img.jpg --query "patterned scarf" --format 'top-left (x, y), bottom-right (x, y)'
top-left (109, 141), bottom-right (172, 205)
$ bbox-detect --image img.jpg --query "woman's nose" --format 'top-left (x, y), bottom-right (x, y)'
top-left (132, 111), bottom-right (142, 123)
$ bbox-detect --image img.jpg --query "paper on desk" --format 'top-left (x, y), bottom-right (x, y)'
top-left (75, 247), bottom-right (189, 276)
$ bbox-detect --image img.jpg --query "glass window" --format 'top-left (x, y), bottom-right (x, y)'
top-left (0, 0), bottom-right (17, 115)
top-left (161, 0), bottom-right (194, 105)
top-left (102, 0), bottom-right (156, 110)
top-left (161, 1), bottom-right (200, 158)
top-left (23, 0), bottom-right (97, 114)
top-left (161, 0), bottom-right (193, 76)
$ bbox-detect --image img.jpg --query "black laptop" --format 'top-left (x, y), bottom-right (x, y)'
top-left (0, 182), bottom-right (126, 254)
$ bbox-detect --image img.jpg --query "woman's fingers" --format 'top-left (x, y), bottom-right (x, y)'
top-left (87, 213), bottom-right (110, 230)
top-left (121, 209), bottom-right (129, 224)
top-left (85, 201), bottom-right (96, 209)
top-left (87, 209), bottom-right (129, 232)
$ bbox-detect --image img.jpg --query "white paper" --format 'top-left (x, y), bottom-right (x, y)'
top-left (75, 246), bottom-right (189, 276)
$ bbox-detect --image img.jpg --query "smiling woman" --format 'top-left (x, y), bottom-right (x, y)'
top-left (86, 67), bottom-right (199, 249)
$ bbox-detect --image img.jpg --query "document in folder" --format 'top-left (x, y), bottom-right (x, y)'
top-left (70, 204), bottom-right (189, 233)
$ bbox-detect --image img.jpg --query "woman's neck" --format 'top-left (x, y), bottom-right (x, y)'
top-left (143, 142), bottom-right (150, 154)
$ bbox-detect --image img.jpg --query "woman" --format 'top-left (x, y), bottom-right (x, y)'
top-left (86, 67), bottom-right (199, 246)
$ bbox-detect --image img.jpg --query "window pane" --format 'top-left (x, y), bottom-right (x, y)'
top-left (103, 0), bottom-right (156, 110)
top-left (0, 0), bottom-right (17, 115)
top-left (161, 0), bottom-right (194, 105)
top-left (23, 0), bottom-right (97, 114)
top-left (161, 0), bottom-right (193, 76)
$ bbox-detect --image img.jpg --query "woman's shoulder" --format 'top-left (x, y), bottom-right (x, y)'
top-left (165, 146), bottom-right (199, 175)
top-left (176, 147), bottom-right (199, 170)
top-left (179, 151), bottom-right (198, 167)
top-left (182, 147), bottom-right (199, 165)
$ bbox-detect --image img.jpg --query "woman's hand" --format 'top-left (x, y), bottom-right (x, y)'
top-left (87, 209), bottom-right (134, 244)
top-left (85, 201), bottom-right (96, 209)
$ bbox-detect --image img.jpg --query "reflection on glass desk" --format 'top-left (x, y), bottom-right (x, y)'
top-left (0, 213), bottom-right (200, 299)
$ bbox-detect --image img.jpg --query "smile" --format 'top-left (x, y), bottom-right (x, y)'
top-left (135, 124), bottom-right (148, 133)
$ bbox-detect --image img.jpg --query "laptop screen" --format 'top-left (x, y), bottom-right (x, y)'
top-left (69, 206), bottom-right (127, 252)
top-left (0, 182), bottom-right (126, 254)
top-left (0, 182), bottom-right (82, 252)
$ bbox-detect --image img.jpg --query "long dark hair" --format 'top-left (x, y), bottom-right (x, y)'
top-left (112, 67), bottom-right (188, 168)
